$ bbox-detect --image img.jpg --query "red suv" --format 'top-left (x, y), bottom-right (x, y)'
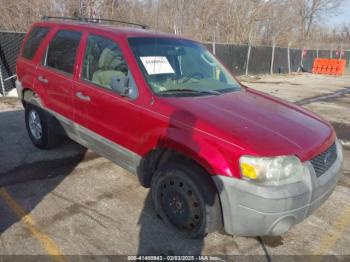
top-left (16, 18), bottom-right (343, 238)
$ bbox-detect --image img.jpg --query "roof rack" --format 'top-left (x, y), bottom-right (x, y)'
top-left (42, 16), bottom-right (148, 29)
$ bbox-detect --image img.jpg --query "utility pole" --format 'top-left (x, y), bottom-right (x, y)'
top-left (245, 27), bottom-right (253, 76)
top-left (270, 38), bottom-right (276, 75)
top-left (340, 44), bottom-right (343, 60)
top-left (287, 42), bottom-right (291, 74)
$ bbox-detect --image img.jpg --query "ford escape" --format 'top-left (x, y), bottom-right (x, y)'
top-left (16, 17), bottom-right (343, 238)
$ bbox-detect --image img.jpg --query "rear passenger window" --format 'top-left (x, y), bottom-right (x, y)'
top-left (22, 27), bottom-right (49, 60)
top-left (44, 30), bottom-right (82, 75)
top-left (82, 35), bottom-right (129, 89)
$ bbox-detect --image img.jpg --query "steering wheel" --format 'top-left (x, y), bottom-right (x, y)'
top-left (182, 72), bottom-right (204, 83)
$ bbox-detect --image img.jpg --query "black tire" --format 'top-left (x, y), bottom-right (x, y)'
top-left (25, 102), bottom-right (59, 149)
top-left (151, 157), bottom-right (222, 238)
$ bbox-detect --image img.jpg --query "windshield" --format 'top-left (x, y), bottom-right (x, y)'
top-left (128, 37), bottom-right (242, 96)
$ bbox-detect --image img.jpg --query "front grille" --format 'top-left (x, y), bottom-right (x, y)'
top-left (310, 142), bottom-right (337, 177)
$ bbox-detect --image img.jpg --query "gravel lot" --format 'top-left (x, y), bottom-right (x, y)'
top-left (0, 72), bottom-right (349, 260)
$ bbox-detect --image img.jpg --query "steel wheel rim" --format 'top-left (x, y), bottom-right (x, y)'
top-left (28, 110), bottom-right (42, 140)
top-left (158, 175), bottom-right (202, 232)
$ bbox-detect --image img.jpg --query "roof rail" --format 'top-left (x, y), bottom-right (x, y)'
top-left (42, 16), bottom-right (148, 29)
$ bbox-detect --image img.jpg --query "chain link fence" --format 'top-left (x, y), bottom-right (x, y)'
top-left (1, 31), bottom-right (350, 96)
top-left (0, 32), bottom-right (25, 95)
top-left (205, 42), bottom-right (350, 76)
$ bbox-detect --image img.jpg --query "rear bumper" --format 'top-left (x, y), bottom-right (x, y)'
top-left (213, 140), bottom-right (343, 236)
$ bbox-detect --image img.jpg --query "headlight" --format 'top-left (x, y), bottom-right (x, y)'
top-left (239, 155), bottom-right (306, 186)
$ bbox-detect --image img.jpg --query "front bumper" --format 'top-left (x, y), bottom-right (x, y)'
top-left (213, 140), bottom-right (344, 236)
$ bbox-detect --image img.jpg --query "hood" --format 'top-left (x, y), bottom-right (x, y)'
top-left (159, 88), bottom-right (335, 161)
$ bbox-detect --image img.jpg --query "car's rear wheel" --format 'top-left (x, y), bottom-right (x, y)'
top-left (25, 103), bottom-right (59, 149)
top-left (151, 158), bottom-right (222, 238)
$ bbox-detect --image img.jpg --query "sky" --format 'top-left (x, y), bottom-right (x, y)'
top-left (329, 0), bottom-right (350, 25)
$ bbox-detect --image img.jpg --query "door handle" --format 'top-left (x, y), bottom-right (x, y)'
top-left (38, 76), bottom-right (48, 84)
top-left (76, 91), bottom-right (91, 102)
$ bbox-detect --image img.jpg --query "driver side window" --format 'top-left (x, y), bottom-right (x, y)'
top-left (82, 34), bottom-right (137, 96)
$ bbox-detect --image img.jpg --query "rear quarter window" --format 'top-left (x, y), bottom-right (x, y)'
top-left (22, 26), bottom-right (50, 60)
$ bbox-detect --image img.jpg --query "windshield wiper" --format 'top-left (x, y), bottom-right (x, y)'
top-left (158, 89), bottom-right (221, 96)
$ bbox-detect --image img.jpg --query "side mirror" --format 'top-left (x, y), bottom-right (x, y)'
top-left (111, 76), bottom-right (130, 96)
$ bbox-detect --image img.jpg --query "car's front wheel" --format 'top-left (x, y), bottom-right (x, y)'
top-left (25, 103), bottom-right (59, 149)
top-left (151, 158), bottom-right (222, 238)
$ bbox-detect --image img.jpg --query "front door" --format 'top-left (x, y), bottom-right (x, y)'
top-left (73, 33), bottom-right (142, 172)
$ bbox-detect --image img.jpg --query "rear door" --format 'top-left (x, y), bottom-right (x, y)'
top-left (36, 29), bottom-right (82, 120)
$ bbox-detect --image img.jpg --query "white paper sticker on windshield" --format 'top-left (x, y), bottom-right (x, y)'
top-left (140, 56), bottom-right (175, 75)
